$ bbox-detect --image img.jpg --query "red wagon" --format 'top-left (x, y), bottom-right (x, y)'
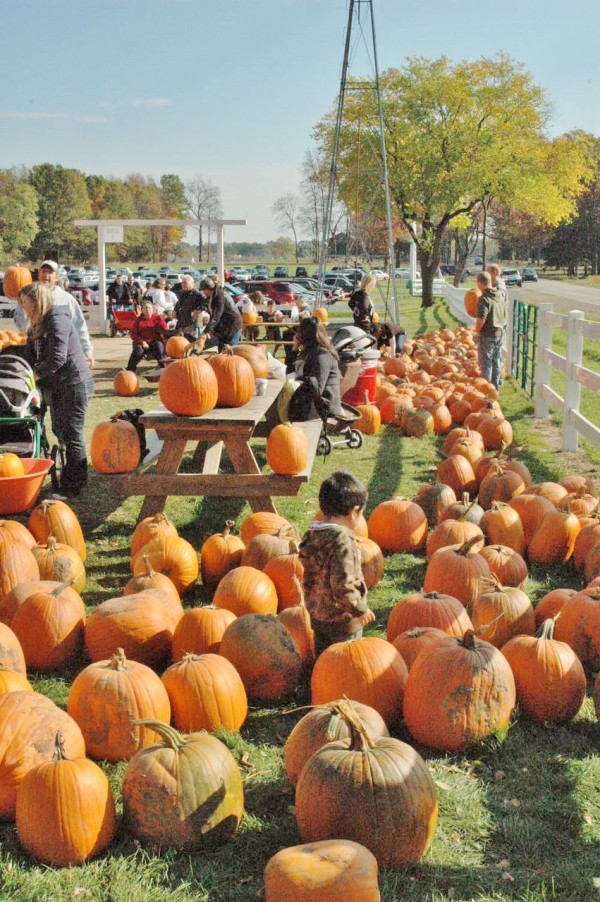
top-left (110, 306), bottom-right (138, 337)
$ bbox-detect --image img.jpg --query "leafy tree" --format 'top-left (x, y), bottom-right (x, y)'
top-left (272, 193), bottom-right (301, 262)
top-left (185, 175), bottom-right (223, 263)
top-left (316, 55), bottom-right (592, 307)
top-left (0, 170), bottom-right (38, 262)
top-left (29, 164), bottom-right (92, 261)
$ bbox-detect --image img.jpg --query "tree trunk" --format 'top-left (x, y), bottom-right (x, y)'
top-left (198, 225), bottom-right (203, 263)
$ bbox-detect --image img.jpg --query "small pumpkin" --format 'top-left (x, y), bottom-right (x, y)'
top-left (113, 369), bottom-right (140, 397)
top-left (264, 839), bottom-right (380, 902)
top-left (200, 520), bottom-right (245, 585)
top-left (31, 535), bottom-right (86, 594)
top-left (172, 605), bottom-right (236, 660)
top-left (0, 453), bottom-right (24, 478)
top-left (161, 652), bottom-right (247, 733)
top-left (91, 418), bottom-right (140, 474)
top-left (266, 423), bottom-right (308, 475)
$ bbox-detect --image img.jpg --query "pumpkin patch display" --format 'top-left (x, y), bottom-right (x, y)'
top-left (264, 839), bottom-right (380, 902)
top-left (67, 649), bottom-right (171, 761)
top-left (295, 701), bottom-right (438, 868)
top-left (122, 720), bottom-right (244, 850)
top-left (15, 733), bottom-right (116, 867)
top-left (403, 630), bottom-right (516, 751)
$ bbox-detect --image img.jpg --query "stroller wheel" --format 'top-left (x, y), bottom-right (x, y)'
top-left (318, 434), bottom-right (332, 456)
top-left (347, 429), bottom-right (363, 449)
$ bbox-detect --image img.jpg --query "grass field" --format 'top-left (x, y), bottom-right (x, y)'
top-left (0, 296), bottom-right (598, 901)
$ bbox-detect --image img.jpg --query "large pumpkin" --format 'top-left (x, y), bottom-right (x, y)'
top-left (16, 734), bottom-right (116, 867)
top-left (172, 605), bottom-right (236, 660)
top-left (130, 512), bottom-right (178, 558)
top-left (0, 691), bottom-right (85, 820)
top-left (0, 525), bottom-right (39, 599)
top-left (219, 613), bottom-right (302, 702)
top-left (207, 346), bottom-right (256, 407)
top-left (161, 652), bottom-right (248, 733)
top-left (471, 576), bottom-right (535, 647)
top-left (367, 497), bottom-right (428, 554)
top-left (528, 509), bottom-right (580, 565)
top-left (295, 701), bottom-right (438, 868)
top-left (131, 535), bottom-right (199, 595)
top-left (122, 720), bottom-right (244, 850)
top-left (240, 511), bottom-right (291, 545)
top-left (2, 265), bottom-right (32, 299)
top-left (232, 344), bottom-right (269, 378)
top-left (264, 839), bottom-right (380, 902)
top-left (158, 355), bottom-right (218, 416)
top-left (501, 619), bottom-right (586, 722)
top-left (67, 649), bottom-right (171, 761)
top-left (553, 586), bottom-right (600, 671)
top-left (91, 418), bottom-right (140, 474)
top-left (311, 637), bottom-right (408, 727)
top-left (284, 699), bottom-right (389, 786)
top-left (403, 630), bottom-right (516, 751)
top-left (387, 591), bottom-right (473, 643)
top-left (200, 521), bottom-right (245, 585)
top-left (84, 590), bottom-right (181, 670)
top-left (266, 423), bottom-right (308, 475)
top-left (10, 581), bottom-right (86, 672)
top-left (213, 566), bottom-right (278, 616)
top-left (28, 500), bottom-right (86, 561)
top-left (423, 536), bottom-right (491, 613)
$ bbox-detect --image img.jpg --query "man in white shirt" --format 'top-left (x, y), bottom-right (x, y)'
top-left (14, 260), bottom-right (94, 368)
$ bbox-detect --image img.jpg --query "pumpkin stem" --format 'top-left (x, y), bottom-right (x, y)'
top-left (133, 719), bottom-right (187, 750)
top-left (457, 535), bottom-right (483, 556)
top-left (479, 574), bottom-right (503, 592)
top-left (223, 520), bottom-right (236, 538)
top-left (52, 731), bottom-right (67, 762)
top-left (46, 534), bottom-right (58, 551)
top-left (327, 698), bottom-right (376, 752)
top-left (50, 579), bottom-right (77, 597)
top-left (535, 616), bottom-right (559, 640)
top-left (363, 390), bottom-right (370, 405)
top-left (182, 652), bottom-right (201, 663)
top-left (142, 554), bottom-right (157, 578)
top-left (109, 648), bottom-right (128, 671)
top-left (461, 629), bottom-right (478, 649)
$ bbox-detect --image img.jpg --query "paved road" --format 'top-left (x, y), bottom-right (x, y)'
top-left (514, 279), bottom-right (600, 315)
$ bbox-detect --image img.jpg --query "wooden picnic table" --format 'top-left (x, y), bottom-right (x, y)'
top-left (106, 378), bottom-right (322, 522)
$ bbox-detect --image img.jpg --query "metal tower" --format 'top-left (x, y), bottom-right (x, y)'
top-left (318, 0), bottom-right (399, 322)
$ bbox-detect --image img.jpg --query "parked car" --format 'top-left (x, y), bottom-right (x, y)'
top-left (322, 274), bottom-right (354, 294)
top-left (502, 268), bottom-right (522, 287)
top-left (273, 266), bottom-right (288, 277)
top-left (521, 266), bottom-right (538, 282)
top-left (295, 266), bottom-right (308, 278)
top-left (233, 269), bottom-right (252, 282)
top-left (233, 279), bottom-right (297, 306)
top-left (290, 277), bottom-right (333, 300)
top-left (474, 256), bottom-right (483, 265)
top-left (369, 269), bottom-right (389, 281)
top-left (254, 264), bottom-right (269, 277)
top-left (394, 268), bottom-right (410, 279)
top-left (68, 285), bottom-right (96, 306)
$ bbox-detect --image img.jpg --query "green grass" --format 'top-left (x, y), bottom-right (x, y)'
top-left (0, 298), bottom-right (599, 901)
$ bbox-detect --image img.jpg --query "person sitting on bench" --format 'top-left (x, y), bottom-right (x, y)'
top-left (126, 300), bottom-right (167, 372)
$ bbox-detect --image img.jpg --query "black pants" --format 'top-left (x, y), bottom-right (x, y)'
top-left (126, 340), bottom-right (165, 372)
top-left (48, 378), bottom-right (94, 492)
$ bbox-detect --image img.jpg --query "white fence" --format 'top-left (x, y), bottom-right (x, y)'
top-left (534, 304), bottom-right (600, 452)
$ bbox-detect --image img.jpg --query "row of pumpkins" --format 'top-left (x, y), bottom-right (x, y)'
top-left (0, 323), bottom-right (598, 896)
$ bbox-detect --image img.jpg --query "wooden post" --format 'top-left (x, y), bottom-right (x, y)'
top-left (504, 294), bottom-right (515, 378)
top-left (216, 224), bottom-right (225, 285)
top-left (534, 303), bottom-right (553, 418)
top-left (563, 309), bottom-right (584, 451)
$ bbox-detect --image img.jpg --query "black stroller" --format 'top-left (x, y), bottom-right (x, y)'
top-left (0, 353), bottom-right (60, 488)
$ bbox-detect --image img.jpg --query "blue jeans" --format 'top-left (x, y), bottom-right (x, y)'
top-left (216, 329), bottom-right (242, 351)
top-left (478, 331), bottom-right (503, 389)
top-left (49, 378), bottom-right (94, 492)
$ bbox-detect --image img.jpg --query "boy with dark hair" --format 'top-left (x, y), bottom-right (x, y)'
top-left (299, 469), bottom-right (375, 657)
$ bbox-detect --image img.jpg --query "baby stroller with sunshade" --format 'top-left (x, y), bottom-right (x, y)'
top-left (284, 368), bottom-right (364, 458)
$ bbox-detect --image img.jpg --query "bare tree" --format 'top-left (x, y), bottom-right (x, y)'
top-left (272, 193), bottom-right (301, 262)
top-left (299, 147), bottom-right (345, 263)
top-left (185, 175), bottom-right (223, 263)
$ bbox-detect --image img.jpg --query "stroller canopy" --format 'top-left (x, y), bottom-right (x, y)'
top-left (0, 354), bottom-right (40, 417)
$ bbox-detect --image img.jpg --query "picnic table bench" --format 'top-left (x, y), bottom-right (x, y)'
top-left (105, 379), bottom-right (322, 522)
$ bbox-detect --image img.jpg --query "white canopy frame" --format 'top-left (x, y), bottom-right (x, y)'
top-left (74, 217), bottom-right (247, 322)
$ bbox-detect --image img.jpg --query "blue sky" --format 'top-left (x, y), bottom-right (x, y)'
top-left (2, 0), bottom-right (599, 241)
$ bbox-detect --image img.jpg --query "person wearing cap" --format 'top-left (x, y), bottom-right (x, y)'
top-left (199, 277), bottom-right (243, 351)
top-left (13, 260), bottom-right (95, 369)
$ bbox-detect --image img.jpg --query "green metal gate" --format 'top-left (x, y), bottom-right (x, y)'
top-left (511, 300), bottom-right (538, 398)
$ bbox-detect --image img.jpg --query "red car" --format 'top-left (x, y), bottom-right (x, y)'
top-left (234, 280), bottom-right (296, 305)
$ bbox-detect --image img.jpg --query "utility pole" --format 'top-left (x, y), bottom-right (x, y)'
top-left (317, 0), bottom-right (399, 323)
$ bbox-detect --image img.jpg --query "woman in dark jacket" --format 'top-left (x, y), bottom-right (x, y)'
top-left (199, 278), bottom-right (243, 350)
top-left (19, 282), bottom-right (94, 497)
top-left (294, 316), bottom-right (343, 418)
top-left (349, 274), bottom-right (376, 331)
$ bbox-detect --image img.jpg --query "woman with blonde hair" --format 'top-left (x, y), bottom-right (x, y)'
top-left (19, 281), bottom-right (94, 497)
top-left (348, 274), bottom-right (376, 331)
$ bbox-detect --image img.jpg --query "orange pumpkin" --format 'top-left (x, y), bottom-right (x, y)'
top-left (213, 566), bottom-right (278, 616)
top-left (463, 288), bottom-right (481, 318)
top-left (207, 347), bottom-right (256, 407)
top-left (2, 266), bottom-right (32, 300)
top-left (28, 500), bottom-right (86, 562)
top-left (161, 652), bottom-right (248, 733)
top-left (219, 613), bottom-right (302, 702)
top-left (131, 535), bottom-right (199, 595)
top-left (131, 512), bottom-right (178, 558)
top-left (367, 497), bottom-right (428, 554)
top-left (0, 453), bottom-right (25, 478)
top-left (200, 521), bottom-right (245, 585)
top-left (158, 356), bottom-right (218, 416)
top-left (172, 605), bottom-right (236, 660)
top-left (165, 335), bottom-right (191, 359)
top-left (313, 307), bottom-right (329, 323)
top-left (266, 423), bottom-right (308, 475)
top-left (113, 369), bottom-right (140, 397)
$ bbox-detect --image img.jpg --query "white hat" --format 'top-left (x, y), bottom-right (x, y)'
top-left (39, 260), bottom-right (58, 272)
